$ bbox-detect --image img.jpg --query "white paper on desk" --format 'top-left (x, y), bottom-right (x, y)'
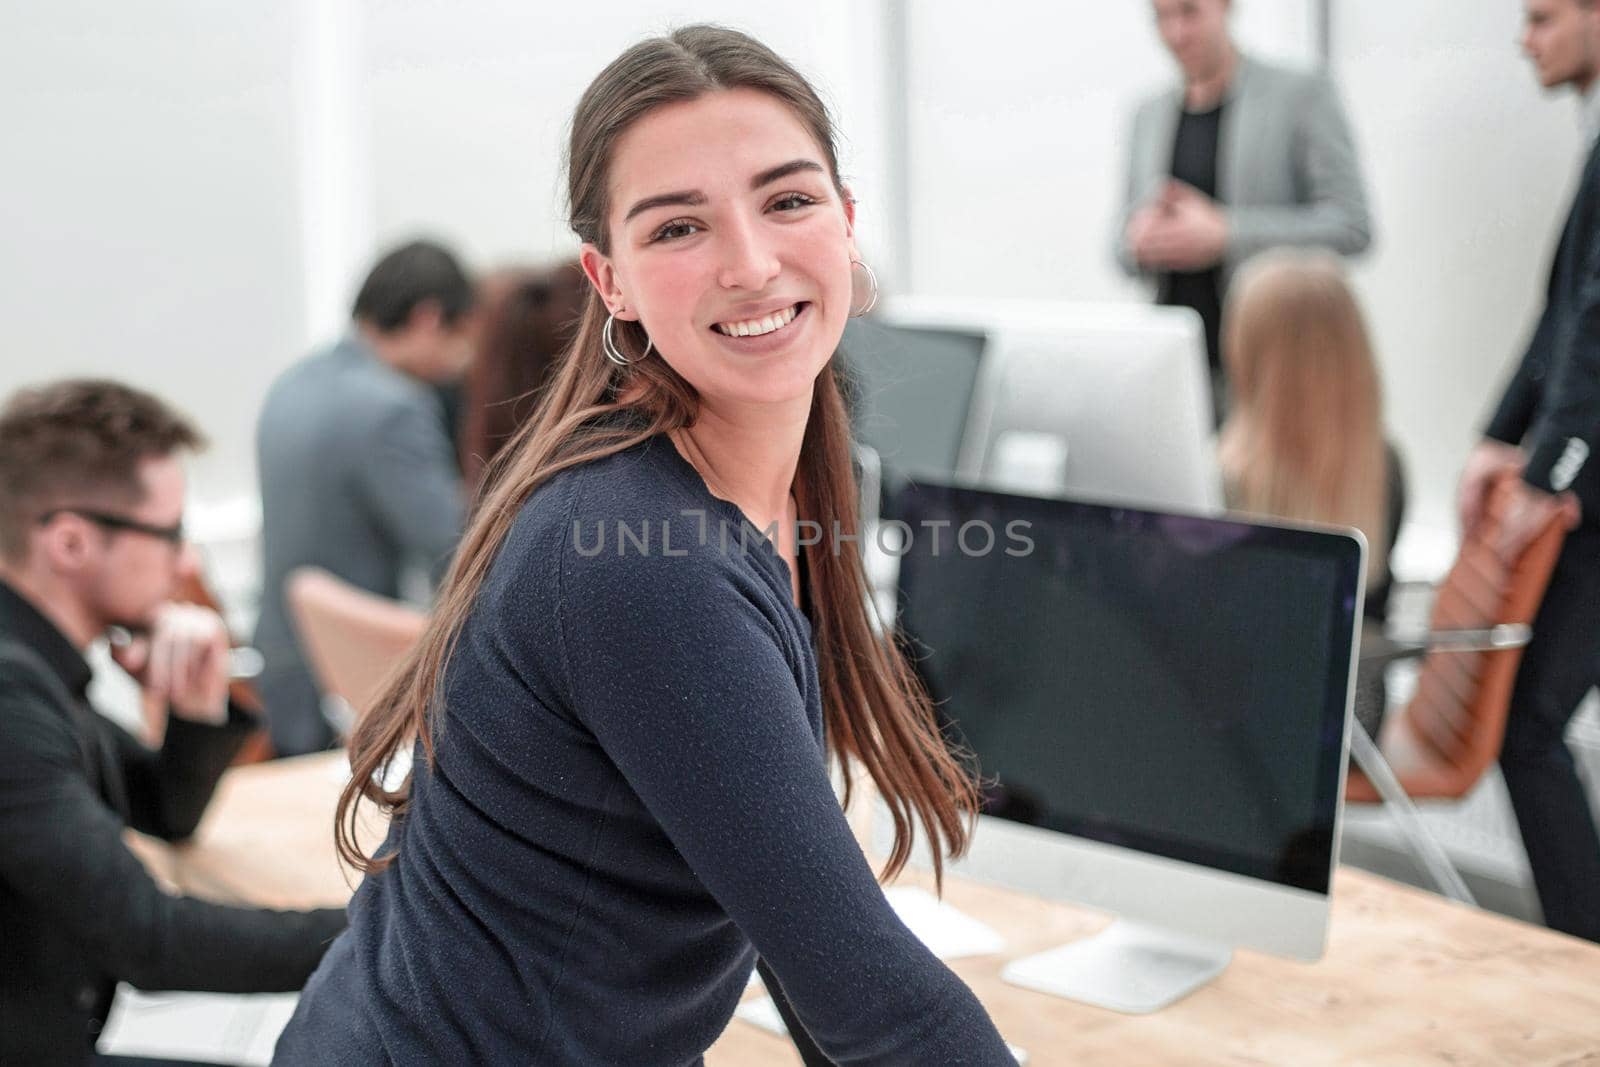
top-left (736, 888), bottom-right (1013, 1050)
top-left (741, 885), bottom-right (1001, 993)
top-left (734, 992), bottom-right (789, 1034)
top-left (734, 999), bottom-right (1027, 1063)
top-left (883, 886), bottom-right (1005, 960)
top-left (329, 743), bottom-right (414, 793)
top-left (98, 985), bottom-right (299, 1067)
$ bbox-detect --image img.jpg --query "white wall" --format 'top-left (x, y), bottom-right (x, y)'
top-left (1335, 1), bottom-right (1582, 563)
top-left (1, 1), bottom-right (1581, 577)
top-left (901, 0), bottom-right (1316, 301)
top-left (901, 0), bottom-right (1576, 573)
top-left (358, 1), bottom-right (892, 275)
top-left (1, 2), bottom-right (305, 504)
top-left (1, 1), bottom-right (886, 510)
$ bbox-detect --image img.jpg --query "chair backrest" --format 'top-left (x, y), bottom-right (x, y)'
top-left (285, 567), bottom-right (427, 730)
top-left (1346, 471), bottom-right (1569, 802)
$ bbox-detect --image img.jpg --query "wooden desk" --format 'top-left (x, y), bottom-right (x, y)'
top-left (137, 753), bottom-right (1600, 1065)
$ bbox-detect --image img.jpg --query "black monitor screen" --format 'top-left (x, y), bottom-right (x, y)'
top-left (893, 483), bottom-right (1363, 894)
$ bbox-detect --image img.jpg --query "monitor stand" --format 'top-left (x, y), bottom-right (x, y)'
top-left (1000, 919), bottom-right (1232, 1013)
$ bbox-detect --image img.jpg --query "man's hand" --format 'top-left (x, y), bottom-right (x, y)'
top-left (1456, 439), bottom-right (1525, 539)
top-left (1496, 480), bottom-right (1581, 562)
top-left (109, 603), bottom-right (231, 725)
top-left (1130, 181), bottom-right (1229, 272)
top-left (1125, 203), bottom-right (1165, 264)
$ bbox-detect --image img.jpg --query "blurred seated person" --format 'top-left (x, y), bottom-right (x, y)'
top-left (457, 261), bottom-right (586, 491)
top-left (0, 380), bottom-right (346, 1067)
top-left (254, 239), bottom-right (475, 756)
top-left (1217, 251), bottom-right (1401, 736)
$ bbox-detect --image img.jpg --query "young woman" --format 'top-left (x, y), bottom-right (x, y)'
top-left (1217, 250), bottom-right (1400, 734)
top-left (274, 25), bottom-right (1011, 1065)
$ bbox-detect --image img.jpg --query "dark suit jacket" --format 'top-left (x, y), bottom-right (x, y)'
top-left (1487, 137), bottom-right (1600, 521)
top-left (0, 581), bottom-right (346, 1067)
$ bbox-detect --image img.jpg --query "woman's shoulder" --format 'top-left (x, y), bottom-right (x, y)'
top-left (499, 436), bottom-right (758, 589)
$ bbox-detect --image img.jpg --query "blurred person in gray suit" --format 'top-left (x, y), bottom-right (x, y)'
top-left (254, 240), bottom-right (475, 756)
top-left (1116, 0), bottom-right (1372, 419)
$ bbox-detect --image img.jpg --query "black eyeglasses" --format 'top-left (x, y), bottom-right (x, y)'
top-left (37, 508), bottom-right (186, 545)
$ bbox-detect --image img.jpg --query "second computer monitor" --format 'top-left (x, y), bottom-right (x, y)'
top-left (881, 298), bottom-right (1222, 514)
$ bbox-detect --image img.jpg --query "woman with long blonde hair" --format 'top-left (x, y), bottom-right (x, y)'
top-left (1218, 250), bottom-right (1394, 589)
top-left (273, 25), bottom-right (1010, 1065)
top-left (1218, 251), bottom-right (1399, 737)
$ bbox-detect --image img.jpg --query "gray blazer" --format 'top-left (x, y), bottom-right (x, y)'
top-left (252, 334), bottom-right (464, 756)
top-left (1115, 54), bottom-right (1373, 291)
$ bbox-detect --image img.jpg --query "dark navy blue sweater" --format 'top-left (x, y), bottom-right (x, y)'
top-left (273, 435), bottom-right (1010, 1065)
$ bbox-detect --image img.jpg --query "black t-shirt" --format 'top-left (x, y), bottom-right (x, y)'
top-left (1157, 102), bottom-right (1225, 371)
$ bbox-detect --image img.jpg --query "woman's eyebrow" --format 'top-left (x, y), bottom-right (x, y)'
top-left (622, 159), bottom-right (826, 224)
top-left (624, 190), bottom-right (707, 224)
top-left (750, 158), bottom-right (825, 189)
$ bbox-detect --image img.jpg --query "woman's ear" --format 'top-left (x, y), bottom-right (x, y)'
top-left (841, 185), bottom-right (859, 259)
top-left (579, 244), bottom-right (635, 320)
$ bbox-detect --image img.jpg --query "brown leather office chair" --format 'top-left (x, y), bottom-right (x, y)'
top-left (285, 567), bottom-right (427, 737)
top-left (1348, 471), bottom-right (1569, 804)
top-left (1342, 471), bottom-right (1569, 903)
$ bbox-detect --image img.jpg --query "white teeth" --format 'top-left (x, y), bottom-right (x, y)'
top-left (716, 304), bottom-right (798, 337)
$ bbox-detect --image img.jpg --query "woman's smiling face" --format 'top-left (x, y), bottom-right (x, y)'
top-left (581, 88), bottom-right (857, 410)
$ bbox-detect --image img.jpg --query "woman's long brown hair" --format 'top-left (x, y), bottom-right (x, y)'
top-left (1218, 250), bottom-right (1390, 581)
top-left (337, 25), bottom-right (981, 889)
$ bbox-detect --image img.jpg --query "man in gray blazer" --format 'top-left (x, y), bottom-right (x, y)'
top-left (1117, 0), bottom-right (1372, 415)
top-left (254, 240), bottom-right (474, 756)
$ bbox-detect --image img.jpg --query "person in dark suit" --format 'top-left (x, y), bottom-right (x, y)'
top-left (0, 380), bottom-right (346, 1066)
top-left (1457, 0), bottom-right (1600, 943)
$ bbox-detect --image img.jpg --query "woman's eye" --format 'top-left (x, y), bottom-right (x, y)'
top-left (770, 193), bottom-right (817, 212)
top-left (651, 219), bottom-right (700, 242)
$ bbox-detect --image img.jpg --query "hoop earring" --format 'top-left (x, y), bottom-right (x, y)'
top-left (603, 311), bottom-right (653, 367)
top-left (849, 259), bottom-right (880, 318)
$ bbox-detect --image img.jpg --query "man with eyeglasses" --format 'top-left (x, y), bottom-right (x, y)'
top-left (0, 380), bottom-right (346, 1066)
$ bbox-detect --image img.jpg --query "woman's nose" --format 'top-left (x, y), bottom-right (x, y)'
top-left (716, 213), bottom-right (782, 291)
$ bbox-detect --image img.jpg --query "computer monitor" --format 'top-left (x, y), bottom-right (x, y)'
top-left (837, 317), bottom-right (987, 496)
top-left (881, 297), bottom-right (1222, 514)
top-left (891, 481), bottom-right (1364, 1013)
